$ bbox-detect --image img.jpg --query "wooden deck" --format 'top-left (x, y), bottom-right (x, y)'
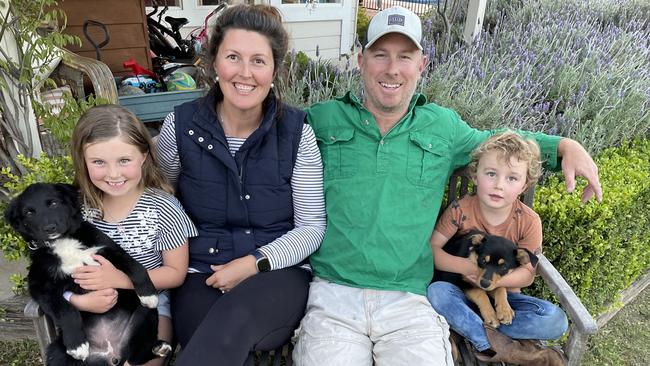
top-left (0, 296), bottom-right (35, 341)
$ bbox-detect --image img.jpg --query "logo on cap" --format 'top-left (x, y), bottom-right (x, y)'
top-left (387, 14), bottom-right (405, 27)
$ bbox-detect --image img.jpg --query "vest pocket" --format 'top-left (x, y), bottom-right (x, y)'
top-left (407, 132), bottom-right (451, 188)
top-left (316, 128), bottom-right (356, 180)
top-left (189, 234), bottom-right (233, 264)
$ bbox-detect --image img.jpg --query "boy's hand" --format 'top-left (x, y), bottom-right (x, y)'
top-left (73, 255), bottom-right (131, 290)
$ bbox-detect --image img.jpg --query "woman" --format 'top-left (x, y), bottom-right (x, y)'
top-left (155, 5), bottom-right (326, 365)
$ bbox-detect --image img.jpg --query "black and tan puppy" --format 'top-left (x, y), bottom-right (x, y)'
top-left (432, 230), bottom-right (538, 328)
top-left (5, 183), bottom-right (171, 366)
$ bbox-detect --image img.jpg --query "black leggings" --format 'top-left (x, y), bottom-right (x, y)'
top-left (171, 267), bottom-right (311, 366)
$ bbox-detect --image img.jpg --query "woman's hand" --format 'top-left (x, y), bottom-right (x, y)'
top-left (205, 255), bottom-right (258, 292)
top-left (69, 289), bottom-right (118, 313)
top-left (73, 255), bottom-right (132, 290)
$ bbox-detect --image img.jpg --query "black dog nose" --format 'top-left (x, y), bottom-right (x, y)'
top-left (480, 278), bottom-right (491, 288)
top-left (43, 224), bottom-right (57, 233)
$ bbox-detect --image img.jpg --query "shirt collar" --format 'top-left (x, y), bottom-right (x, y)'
top-left (338, 91), bottom-right (428, 114)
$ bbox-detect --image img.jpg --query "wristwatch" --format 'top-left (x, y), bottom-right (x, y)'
top-left (253, 249), bottom-right (271, 272)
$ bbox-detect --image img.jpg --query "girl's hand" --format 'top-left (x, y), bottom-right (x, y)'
top-left (73, 255), bottom-right (131, 290)
top-left (69, 289), bottom-right (118, 313)
top-left (205, 255), bottom-right (258, 292)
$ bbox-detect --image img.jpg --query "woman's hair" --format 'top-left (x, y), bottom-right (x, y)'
top-left (468, 131), bottom-right (542, 189)
top-left (71, 104), bottom-right (173, 211)
top-left (204, 4), bottom-right (288, 108)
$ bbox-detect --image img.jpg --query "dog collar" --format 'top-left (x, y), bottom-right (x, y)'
top-left (28, 240), bottom-right (53, 250)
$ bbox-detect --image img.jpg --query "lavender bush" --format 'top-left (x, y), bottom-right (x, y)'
top-left (420, 0), bottom-right (650, 155)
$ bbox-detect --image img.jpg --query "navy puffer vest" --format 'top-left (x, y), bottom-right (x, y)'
top-left (174, 93), bottom-right (305, 272)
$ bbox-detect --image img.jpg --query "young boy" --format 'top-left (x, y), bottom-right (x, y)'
top-left (426, 131), bottom-right (568, 364)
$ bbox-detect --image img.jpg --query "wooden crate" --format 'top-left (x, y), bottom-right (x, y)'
top-left (58, 0), bottom-right (152, 77)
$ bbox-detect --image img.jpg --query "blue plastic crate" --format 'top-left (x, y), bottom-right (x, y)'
top-left (119, 89), bottom-right (206, 122)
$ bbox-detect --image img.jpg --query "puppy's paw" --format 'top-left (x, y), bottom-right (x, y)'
top-left (152, 341), bottom-right (172, 357)
top-left (496, 303), bottom-right (515, 325)
top-left (483, 315), bottom-right (500, 329)
top-left (139, 294), bottom-right (158, 309)
top-left (66, 341), bottom-right (89, 361)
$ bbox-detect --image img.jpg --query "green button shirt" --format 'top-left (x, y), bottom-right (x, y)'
top-left (307, 92), bottom-right (561, 295)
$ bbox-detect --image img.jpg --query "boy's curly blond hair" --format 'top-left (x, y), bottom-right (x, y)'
top-left (468, 131), bottom-right (542, 189)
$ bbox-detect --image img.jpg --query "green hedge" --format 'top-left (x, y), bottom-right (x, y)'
top-left (529, 139), bottom-right (650, 315)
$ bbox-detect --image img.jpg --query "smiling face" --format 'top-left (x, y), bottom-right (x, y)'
top-left (84, 137), bottom-right (147, 201)
top-left (474, 150), bottom-right (529, 213)
top-left (358, 32), bottom-right (426, 116)
top-left (214, 28), bottom-right (275, 116)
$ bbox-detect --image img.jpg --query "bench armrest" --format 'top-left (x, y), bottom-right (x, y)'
top-left (537, 254), bottom-right (598, 334)
top-left (24, 299), bottom-right (57, 362)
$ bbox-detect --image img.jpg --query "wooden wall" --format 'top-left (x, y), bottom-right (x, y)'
top-left (58, 0), bottom-right (152, 76)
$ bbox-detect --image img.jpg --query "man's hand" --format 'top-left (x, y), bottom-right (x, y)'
top-left (205, 255), bottom-right (258, 292)
top-left (558, 138), bottom-right (603, 203)
top-left (69, 289), bottom-right (118, 314)
top-left (73, 255), bottom-right (132, 290)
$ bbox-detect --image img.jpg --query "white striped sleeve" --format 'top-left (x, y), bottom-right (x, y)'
top-left (155, 192), bottom-right (198, 251)
top-left (156, 112), bottom-right (181, 186)
top-left (258, 123), bottom-right (326, 270)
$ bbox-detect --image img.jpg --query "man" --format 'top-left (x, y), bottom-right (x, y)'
top-left (293, 6), bottom-right (601, 365)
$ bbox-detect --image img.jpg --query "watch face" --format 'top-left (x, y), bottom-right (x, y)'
top-left (257, 257), bottom-right (271, 272)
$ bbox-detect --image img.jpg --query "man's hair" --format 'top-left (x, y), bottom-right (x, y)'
top-left (468, 131), bottom-right (542, 188)
top-left (71, 104), bottom-right (173, 211)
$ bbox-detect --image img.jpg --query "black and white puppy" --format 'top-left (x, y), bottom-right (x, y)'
top-left (5, 183), bottom-right (171, 366)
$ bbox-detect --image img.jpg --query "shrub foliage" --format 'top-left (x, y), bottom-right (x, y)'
top-left (529, 140), bottom-right (650, 314)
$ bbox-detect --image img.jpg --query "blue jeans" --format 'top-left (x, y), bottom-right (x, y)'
top-left (427, 281), bottom-right (568, 352)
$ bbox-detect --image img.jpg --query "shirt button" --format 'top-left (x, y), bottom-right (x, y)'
top-left (245, 229), bottom-right (251, 234)
top-left (198, 137), bottom-right (204, 142)
top-left (244, 194), bottom-right (250, 200)
top-left (379, 140), bottom-right (385, 145)
top-left (330, 136), bottom-right (336, 141)
top-left (364, 120), bottom-right (369, 126)
top-left (239, 195), bottom-right (243, 200)
top-left (208, 144), bottom-right (213, 150)
top-left (188, 130), bottom-right (194, 135)
top-left (208, 248), bottom-right (215, 254)
top-left (428, 143), bottom-right (432, 149)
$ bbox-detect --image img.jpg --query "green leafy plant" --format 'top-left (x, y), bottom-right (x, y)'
top-left (33, 93), bottom-right (110, 147)
top-left (0, 0), bottom-right (80, 189)
top-left (356, 6), bottom-right (370, 45)
top-left (529, 139), bottom-right (650, 314)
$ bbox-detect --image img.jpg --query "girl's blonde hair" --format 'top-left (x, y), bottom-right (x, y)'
top-left (468, 131), bottom-right (542, 189)
top-left (71, 104), bottom-right (173, 211)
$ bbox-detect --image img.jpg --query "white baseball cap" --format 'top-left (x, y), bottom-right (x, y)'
top-left (365, 6), bottom-right (423, 50)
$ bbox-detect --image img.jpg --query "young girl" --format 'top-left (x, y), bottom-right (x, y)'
top-left (68, 104), bottom-right (198, 366)
top-left (427, 132), bottom-right (567, 364)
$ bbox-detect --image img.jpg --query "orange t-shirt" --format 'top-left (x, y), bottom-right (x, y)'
top-left (435, 195), bottom-right (542, 256)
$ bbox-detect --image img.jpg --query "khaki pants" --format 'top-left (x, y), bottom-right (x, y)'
top-left (292, 277), bottom-right (454, 366)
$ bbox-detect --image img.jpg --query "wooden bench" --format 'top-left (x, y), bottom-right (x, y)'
top-left (24, 171), bottom-right (597, 365)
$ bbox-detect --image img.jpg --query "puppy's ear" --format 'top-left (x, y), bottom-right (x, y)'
top-left (469, 233), bottom-right (485, 246)
top-left (515, 248), bottom-right (539, 268)
top-left (54, 184), bottom-right (80, 208)
top-left (4, 194), bottom-right (22, 231)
